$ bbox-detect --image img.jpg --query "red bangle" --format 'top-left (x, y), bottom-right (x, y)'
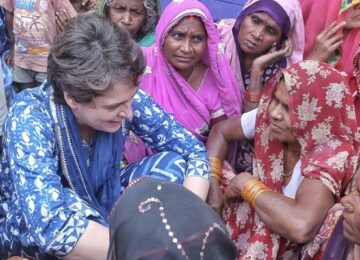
top-left (245, 90), bottom-right (261, 103)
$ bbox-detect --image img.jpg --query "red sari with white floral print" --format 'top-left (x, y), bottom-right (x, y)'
top-left (221, 60), bottom-right (360, 259)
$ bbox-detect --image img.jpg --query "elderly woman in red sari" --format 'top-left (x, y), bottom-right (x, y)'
top-left (206, 60), bottom-right (359, 258)
top-left (208, 1), bottom-right (304, 208)
top-left (319, 44), bottom-right (360, 260)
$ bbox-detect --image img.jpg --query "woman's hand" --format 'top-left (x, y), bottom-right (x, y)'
top-left (56, 9), bottom-right (72, 33)
top-left (306, 21), bottom-right (345, 62)
top-left (251, 39), bottom-right (292, 74)
top-left (81, 0), bottom-right (97, 11)
top-left (223, 172), bottom-right (253, 201)
top-left (207, 179), bottom-right (224, 213)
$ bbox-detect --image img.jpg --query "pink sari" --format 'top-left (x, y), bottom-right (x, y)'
top-left (123, 0), bottom-right (242, 163)
top-left (221, 60), bottom-right (359, 259)
top-left (140, 0), bottom-right (242, 141)
top-left (301, 0), bottom-right (360, 93)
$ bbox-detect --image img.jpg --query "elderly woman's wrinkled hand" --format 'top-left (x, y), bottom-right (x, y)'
top-left (223, 172), bottom-right (253, 202)
top-left (252, 39), bottom-right (292, 74)
top-left (306, 21), bottom-right (345, 62)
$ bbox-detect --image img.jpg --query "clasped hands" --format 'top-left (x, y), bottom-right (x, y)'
top-left (207, 172), bottom-right (254, 214)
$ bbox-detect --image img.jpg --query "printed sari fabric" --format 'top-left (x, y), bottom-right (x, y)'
top-left (141, 0), bottom-right (242, 141)
top-left (221, 60), bottom-right (359, 259)
top-left (0, 84), bottom-right (210, 259)
top-left (301, 50), bottom-right (360, 259)
top-left (217, 0), bottom-right (304, 173)
top-left (301, 0), bottom-right (360, 92)
top-left (353, 45), bottom-right (360, 123)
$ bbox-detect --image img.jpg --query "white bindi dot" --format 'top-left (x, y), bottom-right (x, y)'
top-left (157, 184), bottom-right (162, 191)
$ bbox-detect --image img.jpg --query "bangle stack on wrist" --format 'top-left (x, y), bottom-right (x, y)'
top-left (245, 90), bottom-right (261, 103)
top-left (241, 178), bottom-right (271, 208)
top-left (209, 156), bottom-right (223, 181)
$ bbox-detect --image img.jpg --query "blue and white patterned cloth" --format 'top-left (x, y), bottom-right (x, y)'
top-left (0, 7), bottom-right (9, 56)
top-left (0, 83), bottom-right (210, 259)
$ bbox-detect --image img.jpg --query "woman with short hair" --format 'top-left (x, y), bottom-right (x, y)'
top-left (0, 13), bottom-right (210, 259)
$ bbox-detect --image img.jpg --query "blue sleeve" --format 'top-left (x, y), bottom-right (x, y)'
top-left (2, 97), bottom-right (101, 257)
top-left (128, 89), bottom-right (210, 180)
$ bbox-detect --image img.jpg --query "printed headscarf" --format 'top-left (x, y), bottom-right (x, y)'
top-left (223, 60), bottom-right (359, 258)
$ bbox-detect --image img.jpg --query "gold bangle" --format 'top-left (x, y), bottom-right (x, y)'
top-left (251, 187), bottom-right (271, 207)
top-left (241, 178), bottom-right (271, 208)
top-left (209, 156), bottom-right (223, 179)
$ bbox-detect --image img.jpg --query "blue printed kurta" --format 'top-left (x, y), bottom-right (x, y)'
top-left (0, 83), bottom-right (210, 259)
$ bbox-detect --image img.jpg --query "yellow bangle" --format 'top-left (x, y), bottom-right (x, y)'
top-left (209, 156), bottom-right (223, 179)
top-left (241, 178), bottom-right (271, 208)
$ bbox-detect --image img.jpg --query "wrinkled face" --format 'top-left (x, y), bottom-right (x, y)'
top-left (341, 176), bottom-right (360, 244)
top-left (163, 16), bottom-right (207, 74)
top-left (238, 12), bottom-right (282, 55)
top-left (108, 0), bottom-right (146, 38)
top-left (268, 80), bottom-right (297, 143)
top-left (68, 80), bottom-right (137, 133)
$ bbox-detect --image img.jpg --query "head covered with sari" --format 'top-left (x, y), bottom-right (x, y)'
top-left (354, 44), bottom-right (360, 85)
top-left (140, 0), bottom-right (242, 141)
top-left (107, 177), bottom-right (237, 260)
top-left (353, 45), bottom-right (360, 124)
top-left (235, 0), bottom-right (304, 67)
top-left (301, 0), bottom-right (360, 91)
top-left (224, 60), bottom-right (359, 258)
top-left (218, 0), bottom-right (304, 94)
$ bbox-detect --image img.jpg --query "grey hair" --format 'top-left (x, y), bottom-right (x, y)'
top-left (48, 12), bottom-right (145, 104)
top-left (104, 0), bottom-right (160, 41)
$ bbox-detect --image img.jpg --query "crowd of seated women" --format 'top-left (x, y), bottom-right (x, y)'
top-left (0, 0), bottom-right (360, 259)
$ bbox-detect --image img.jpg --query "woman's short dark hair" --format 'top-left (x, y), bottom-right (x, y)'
top-left (48, 12), bottom-right (145, 104)
top-left (104, 0), bottom-right (160, 41)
